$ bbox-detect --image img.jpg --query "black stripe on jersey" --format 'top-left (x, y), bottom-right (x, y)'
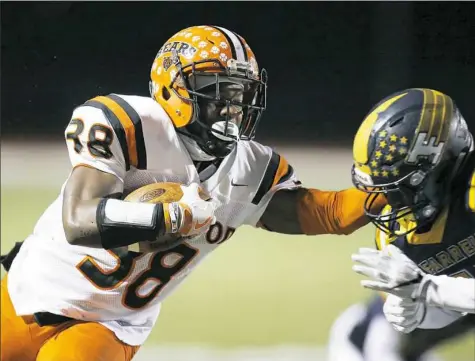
top-left (107, 94), bottom-right (147, 170)
top-left (252, 151), bottom-right (280, 205)
top-left (277, 165), bottom-right (294, 185)
top-left (210, 26), bottom-right (237, 60)
top-left (84, 99), bottom-right (131, 170)
top-left (232, 31), bottom-right (248, 61)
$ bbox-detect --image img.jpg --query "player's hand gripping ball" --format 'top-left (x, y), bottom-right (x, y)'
top-left (124, 182), bottom-right (212, 253)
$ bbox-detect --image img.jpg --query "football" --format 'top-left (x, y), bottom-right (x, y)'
top-left (124, 182), bottom-right (209, 253)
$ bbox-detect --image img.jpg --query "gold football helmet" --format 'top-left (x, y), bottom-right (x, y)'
top-left (150, 25), bottom-right (267, 158)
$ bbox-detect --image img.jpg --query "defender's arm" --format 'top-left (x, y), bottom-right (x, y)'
top-left (414, 274), bottom-right (475, 314)
top-left (260, 187), bottom-right (386, 235)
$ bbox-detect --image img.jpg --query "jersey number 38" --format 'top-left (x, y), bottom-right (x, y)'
top-left (76, 223), bottom-right (235, 310)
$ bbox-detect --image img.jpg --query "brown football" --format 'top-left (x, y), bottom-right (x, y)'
top-left (125, 182), bottom-right (186, 204)
top-left (124, 182), bottom-right (209, 253)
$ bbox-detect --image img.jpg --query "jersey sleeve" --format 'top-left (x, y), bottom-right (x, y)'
top-left (245, 149), bottom-right (302, 227)
top-left (418, 305), bottom-right (463, 329)
top-left (65, 94), bottom-right (147, 181)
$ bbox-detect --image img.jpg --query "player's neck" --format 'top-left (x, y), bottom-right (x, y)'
top-left (179, 133), bottom-right (217, 162)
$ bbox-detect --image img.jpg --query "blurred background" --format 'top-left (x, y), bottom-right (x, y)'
top-left (1, 2), bottom-right (474, 360)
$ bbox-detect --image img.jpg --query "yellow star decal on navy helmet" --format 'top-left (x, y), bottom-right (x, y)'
top-left (400, 136), bottom-right (408, 145)
top-left (390, 134), bottom-right (398, 142)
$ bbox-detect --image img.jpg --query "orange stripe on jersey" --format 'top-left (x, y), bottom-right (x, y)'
top-left (91, 96), bottom-right (138, 168)
top-left (272, 156), bottom-right (290, 187)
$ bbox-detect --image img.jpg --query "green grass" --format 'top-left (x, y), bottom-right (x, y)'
top-left (1, 187), bottom-right (474, 359)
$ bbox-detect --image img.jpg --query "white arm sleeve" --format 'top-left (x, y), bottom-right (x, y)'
top-left (417, 274), bottom-right (475, 314)
top-left (418, 304), bottom-right (464, 329)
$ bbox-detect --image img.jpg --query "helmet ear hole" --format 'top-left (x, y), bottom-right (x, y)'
top-left (162, 86), bottom-right (171, 101)
top-left (389, 116), bottom-right (404, 127)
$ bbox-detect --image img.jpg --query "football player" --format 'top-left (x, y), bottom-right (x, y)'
top-left (348, 88), bottom-right (474, 333)
top-left (328, 293), bottom-right (473, 361)
top-left (327, 295), bottom-right (442, 361)
top-left (352, 245), bottom-right (475, 333)
top-left (0, 26), bottom-right (385, 361)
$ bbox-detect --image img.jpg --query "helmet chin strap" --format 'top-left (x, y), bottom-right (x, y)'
top-left (210, 121), bottom-right (239, 141)
top-left (178, 107), bottom-right (240, 161)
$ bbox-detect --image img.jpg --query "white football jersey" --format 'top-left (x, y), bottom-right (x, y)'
top-left (7, 94), bottom-right (300, 346)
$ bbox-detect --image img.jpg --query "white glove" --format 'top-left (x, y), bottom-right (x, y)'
top-left (351, 244), bottom-right (425, 298)
top-left (383, 294), bottom-right (426, 333)
top-left (167, 183), bottom-right (217, 237)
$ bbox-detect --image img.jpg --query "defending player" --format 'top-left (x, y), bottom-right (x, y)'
top-left (327, 293), bottom-right (473, 361)
top-left (352, 245), bottom-right (475, 332)
top-left (349, 88), bottom-right (474, 333)
top-left (327, 295), bottom-right (443, 361)
top-left (1, 25), bottom-right (385, 361)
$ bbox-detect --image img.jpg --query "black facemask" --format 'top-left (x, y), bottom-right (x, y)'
top-left (171, 58), bottom-right (267, 158)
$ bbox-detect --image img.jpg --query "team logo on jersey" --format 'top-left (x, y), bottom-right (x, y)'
top-left (157, 41), bottom-right (197, 59)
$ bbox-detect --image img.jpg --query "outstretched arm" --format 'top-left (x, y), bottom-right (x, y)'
top-left (259, 187), bottom-right (386, 235)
